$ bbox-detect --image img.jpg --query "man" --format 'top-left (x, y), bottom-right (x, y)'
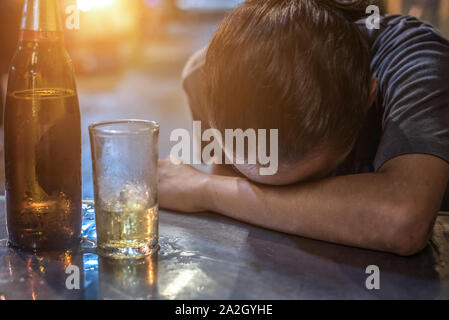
top-left (159, 0), bottom-right (449, 256)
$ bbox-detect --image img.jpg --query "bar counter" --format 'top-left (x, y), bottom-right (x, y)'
top-left (1, 197), bottom-right (449, 300)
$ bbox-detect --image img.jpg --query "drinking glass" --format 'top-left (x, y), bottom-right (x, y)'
top-left (89, 120), bottom-right (159, 259)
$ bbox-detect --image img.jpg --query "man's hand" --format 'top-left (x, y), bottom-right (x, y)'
top-left (158, 157), bottom-right (211, 213)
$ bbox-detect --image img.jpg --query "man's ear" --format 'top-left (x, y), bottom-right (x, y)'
top-left (369, 78), bottom-right (378, 107)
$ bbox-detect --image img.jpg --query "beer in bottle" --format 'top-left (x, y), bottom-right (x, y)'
top-left (4, 0), bottom-right (82, 251)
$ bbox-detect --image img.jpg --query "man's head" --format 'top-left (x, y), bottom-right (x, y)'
top-left (202, 0), bottom-right (376, 184)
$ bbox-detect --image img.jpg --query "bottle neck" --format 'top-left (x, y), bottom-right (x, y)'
top-left (20, 0), bottom-right (63, 42)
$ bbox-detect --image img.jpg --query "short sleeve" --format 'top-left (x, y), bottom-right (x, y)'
top-left (368, 16), bottom-right (449, 171)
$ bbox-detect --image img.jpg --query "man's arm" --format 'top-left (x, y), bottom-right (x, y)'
top-left (159, 154), bottom-right (449, 256)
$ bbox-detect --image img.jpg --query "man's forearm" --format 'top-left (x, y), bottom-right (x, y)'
top-left (203, 166), bottom-right (440, 255)
top-left (159, 154), bottom-right (448, 255)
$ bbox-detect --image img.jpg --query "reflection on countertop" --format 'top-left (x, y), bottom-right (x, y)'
top-left (1, 197), bottom-right (449, 300)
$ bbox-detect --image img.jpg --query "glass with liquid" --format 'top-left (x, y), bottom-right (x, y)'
top-left (89, 120), bottom-right (159, 259)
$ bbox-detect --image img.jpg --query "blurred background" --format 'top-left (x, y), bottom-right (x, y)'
top-left (0, 0), bottom-right (448, 198)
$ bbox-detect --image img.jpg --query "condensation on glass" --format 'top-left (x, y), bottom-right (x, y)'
top-left (89, 120), bottom-right (159, 259)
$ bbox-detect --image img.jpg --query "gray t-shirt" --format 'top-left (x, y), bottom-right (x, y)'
top-left (335, 15), bottom-right (449, 210)
top-left (182, 15), bottom-right (449, 211)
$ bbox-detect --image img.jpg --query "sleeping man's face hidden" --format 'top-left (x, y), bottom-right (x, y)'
top-left (233, 146), bottom-right (352, 186)
top-left (230, 79), bottom-right (377, 185)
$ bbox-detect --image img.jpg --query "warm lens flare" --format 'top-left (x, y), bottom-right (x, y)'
top-left (74, 0), bottom-right (138, 36)
top-left (77, 0), bottom-right (118, 12)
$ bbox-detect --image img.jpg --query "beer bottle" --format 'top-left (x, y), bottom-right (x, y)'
top-left (4, 0), bottom-right (82, 251)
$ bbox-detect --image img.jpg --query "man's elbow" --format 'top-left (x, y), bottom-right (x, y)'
top-left (385, 201), bottom-right (437, 256)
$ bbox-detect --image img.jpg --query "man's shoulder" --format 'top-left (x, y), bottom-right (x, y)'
top-left (357, 14), bottom-right (449, 48)
top-left (357, 14), bottom-right (449, 99)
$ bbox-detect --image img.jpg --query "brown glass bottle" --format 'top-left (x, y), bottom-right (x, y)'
top-left (4, 0), bottom-right (82, 252)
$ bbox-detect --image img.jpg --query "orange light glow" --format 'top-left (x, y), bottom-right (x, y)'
top-left (63, 250), bottom-right (73, 269)
top-left (147, 257), bottom-right (156, 286)
top-left (77, 0), bottom-right (118, 12)
top-left (75, 0), bottom-right (138, 37)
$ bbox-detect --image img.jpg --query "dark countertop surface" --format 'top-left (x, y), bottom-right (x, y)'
top-left (0, 196), bottom-right (449, 300)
